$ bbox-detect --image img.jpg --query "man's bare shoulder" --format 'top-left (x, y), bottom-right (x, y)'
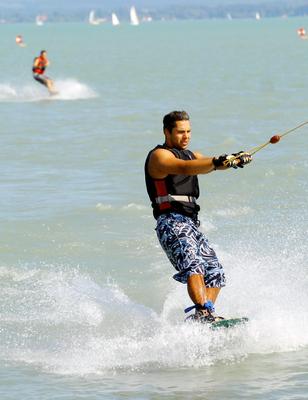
top-left (150, 147), bottom-right (176, 159)
top-left (148, 147), bottom-right (177, 179)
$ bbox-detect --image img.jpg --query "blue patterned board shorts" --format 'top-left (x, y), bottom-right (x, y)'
top-left (156, 213), bottom-right (226, 287)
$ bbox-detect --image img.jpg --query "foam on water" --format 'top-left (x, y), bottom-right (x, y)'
top-left (0, 79), bottom-right (97, 102)
top-left (1, 241), bottom-right (307, 376)
top-left (213, 206), bottom-right (253, 217)
top-left (51, 79), bottom-right (98, 101)
top-left (95, 202), bottom-right (148, 212)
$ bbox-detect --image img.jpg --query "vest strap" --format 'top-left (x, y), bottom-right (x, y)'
top-left (155, 195), bottom-right (196, 205)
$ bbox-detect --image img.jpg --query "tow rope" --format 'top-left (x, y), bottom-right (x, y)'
top-left (247, 120), bottom-right (308, 156)
top-left (228, 120), bottom-right (308, 163)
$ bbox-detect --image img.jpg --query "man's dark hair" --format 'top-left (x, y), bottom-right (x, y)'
top-left (40, 50), bottom-right (46, 55)
top-left (163, 111), bottom-right (190, 133)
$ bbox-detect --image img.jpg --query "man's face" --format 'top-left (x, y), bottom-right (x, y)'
top-left (41, 51), bottom-right (47, 59)
top-left (166, 120), bottom-right (191, 150)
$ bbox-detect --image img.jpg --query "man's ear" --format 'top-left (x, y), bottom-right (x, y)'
top-left (164, 128), bottom-right (171, 137)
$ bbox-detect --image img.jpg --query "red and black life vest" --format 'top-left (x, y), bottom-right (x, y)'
top-left (32, 56), bottom-right (47, 74)
top-left (144, 144), bottom-right (200, 220)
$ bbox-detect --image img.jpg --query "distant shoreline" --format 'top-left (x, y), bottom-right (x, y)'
top-left (1, 3), bottom-right (308, 25)
top-left (1, 14), bottom-right (308, 25)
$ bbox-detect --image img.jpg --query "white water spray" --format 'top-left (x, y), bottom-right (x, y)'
top-left (0, 79), bottom-right (98, 102)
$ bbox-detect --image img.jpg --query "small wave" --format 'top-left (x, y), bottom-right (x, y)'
top-left (122, 203), bottom-right (147, 211)
top-left (214, 206), bottom-right (253, 217)
top-left (96, 203), bottom-right (113, 211)
top-left (0, 79), bottom-right (97, 102)
top-left (95, 203), bottom-right (147, 212)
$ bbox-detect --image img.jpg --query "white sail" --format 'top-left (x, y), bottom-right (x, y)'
top-left (255, 12), bottom-right (261, 20)
top-left (36, 15), bottom-right (44, 26)
top-left (130, 6), bottom-right (139, 26)
top-left (89, 10), bottom-right (99, 25)
top-left (112, 13), bottom-right (120, 26)
top-left (89, 10), bottom-right (106, 25)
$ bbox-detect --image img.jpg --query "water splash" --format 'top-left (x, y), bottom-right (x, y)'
top-left (0, 249), bottom-right (307, 376)
top-left (51, 79), bottom-right (98, 101)
top-left (0, 79), bottom-right (98, 102)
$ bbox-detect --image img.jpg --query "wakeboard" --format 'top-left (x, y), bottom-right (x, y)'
top-left (185, 315), bottom-right (249, 329)
top-left (210, 317), bottom-right (248, 330)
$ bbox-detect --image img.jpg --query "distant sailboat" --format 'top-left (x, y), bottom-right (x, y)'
top-left (130, 6), bottom-right (140, 26)
top-left (255, 12), bottom-right (261, 20)
top-left (111, 13), bottom-right (120, 26)
top-left (89, 10), bottom-right (99, 25)
top-left (89, 10), bottom-right (106, 25)
top-left (35, 15), bottom-right (46, 26)
top-left (142, 16), bottom-right (153, 22)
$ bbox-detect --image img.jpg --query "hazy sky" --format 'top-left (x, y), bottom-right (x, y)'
top-left (0, 0), bottom-right (299, 7)
top-left (0, 0), bottom-right (306, 15)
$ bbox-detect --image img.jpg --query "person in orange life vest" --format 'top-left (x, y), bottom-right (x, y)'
top-left (32, 50), bottom-right (56, 93)
top-left (145, 111), bottom-right (252, 323)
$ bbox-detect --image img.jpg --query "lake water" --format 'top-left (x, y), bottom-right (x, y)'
top-left (0, 17), bottom-right (308, 400)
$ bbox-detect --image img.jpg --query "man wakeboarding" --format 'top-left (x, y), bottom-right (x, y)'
top-left (32, 50), bottom-right (57, 95)
top-left (145, 111), bottom-right (252, 324)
